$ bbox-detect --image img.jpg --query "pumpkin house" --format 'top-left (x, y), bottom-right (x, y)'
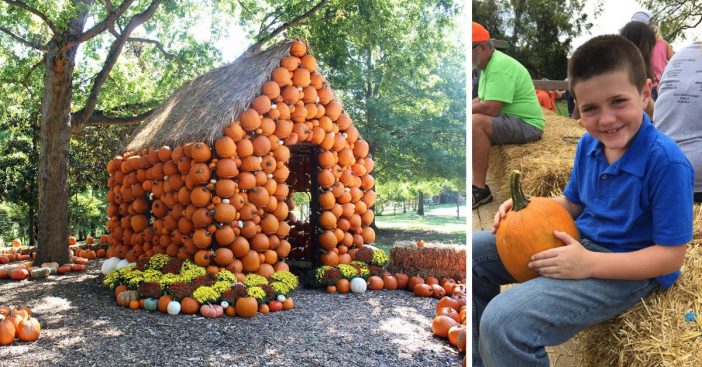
top-left (104, 40), bottom-right (377, 279)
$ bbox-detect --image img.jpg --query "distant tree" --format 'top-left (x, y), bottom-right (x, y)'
top-left (473, 0), bottom-right (593, 79)
top-left (639, 0), bottom-right (702, 42)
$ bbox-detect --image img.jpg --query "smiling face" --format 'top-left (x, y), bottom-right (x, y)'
top-left (573, 69), bottom-right (651, 163)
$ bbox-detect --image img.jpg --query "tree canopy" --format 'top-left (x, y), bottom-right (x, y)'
top-left (473, 0), bottom-right (592, 79)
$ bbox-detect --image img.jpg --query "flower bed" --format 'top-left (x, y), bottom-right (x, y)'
top-left (102, 254), bottom-right (299, 318)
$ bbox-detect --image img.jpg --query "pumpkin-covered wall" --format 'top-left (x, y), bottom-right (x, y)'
top-left (104, 40), bottom-right (376, 276)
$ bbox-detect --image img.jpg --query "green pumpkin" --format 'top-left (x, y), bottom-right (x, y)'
top-left (144, 298), bottom-right (158, 312)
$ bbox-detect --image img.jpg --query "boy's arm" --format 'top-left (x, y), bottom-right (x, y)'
top-left (552, 196), bottom-right (583, 219)
top-left (587, 243), bottom-right (687, 279)
top-left (530, 231), bottom-right (687, 280)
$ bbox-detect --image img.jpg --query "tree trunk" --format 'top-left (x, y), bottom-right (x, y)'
top-left (417, 191), bottom-right (425, 216)
top-left (35, 22), bottom-right (88, 264)
top-left (403, 200), bottom-right (406, 213)
top-left (456, 192), bottom-right (460, 219)
top-left (27, 206), bottom-right (36, 248)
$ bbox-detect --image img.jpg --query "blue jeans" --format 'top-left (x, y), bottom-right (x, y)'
top-left (472, 231), bottom-right (660, 367)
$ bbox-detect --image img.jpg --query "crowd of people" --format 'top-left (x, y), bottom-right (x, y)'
top-left (472, 9), bottom-right (701, 367)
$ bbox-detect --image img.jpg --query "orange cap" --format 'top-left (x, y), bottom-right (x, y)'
top-left (472, 22), bottom-right (490, 43)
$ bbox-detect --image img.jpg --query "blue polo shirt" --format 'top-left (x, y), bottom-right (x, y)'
top-left (563, 114), bottom-right (694, 288)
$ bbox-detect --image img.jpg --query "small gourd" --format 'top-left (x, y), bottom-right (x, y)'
top-left (167, 301), bottom-right (181, 316)
top-left (30, 267), bottom-right (51, 278)
top-left (114, 259), bottom-right (131, 271)
top-left (101, 257), bottom-right (121, 274)
top-left (200, 304), bottom-right (223, 318)
top-left (350, 277), bottom-right (367, 293)
top-left (144, 298), bottom-right (158, 312)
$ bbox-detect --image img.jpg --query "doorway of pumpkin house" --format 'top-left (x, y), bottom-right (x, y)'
top-left (284, 143), bottom-right (322, 284)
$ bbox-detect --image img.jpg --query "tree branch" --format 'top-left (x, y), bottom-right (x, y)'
top-left (76, 108), bottom-right (155, 126)
top-left (237, 0), bottom-right (255, 17)
top-left (22, 54), bottom-right (46, 85)
top-left (2, 0), bottom-right (56, 34)
top-left (0, 26), bottom-right (47, 50)
top-left (245, 0), bottom-right (329, 55)
top-left (128, 37), bottom-right (176, 60)
top-left (72, 0), bottom-right (162, 128)
top-left (63, 0), bottom-right (136, 49)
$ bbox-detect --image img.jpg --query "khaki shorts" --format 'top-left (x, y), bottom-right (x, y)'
top-left (489, 115), bottom-right (543, 145)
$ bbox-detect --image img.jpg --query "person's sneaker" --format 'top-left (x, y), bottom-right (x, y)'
top-left (472, 185), bottom-right (493, 209)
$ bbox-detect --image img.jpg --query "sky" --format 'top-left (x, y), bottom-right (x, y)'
top-left (571, 0), bottom-right (702, 53)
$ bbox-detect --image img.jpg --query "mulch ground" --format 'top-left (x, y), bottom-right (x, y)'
top-left (0, 260), bottom-right (463, 367)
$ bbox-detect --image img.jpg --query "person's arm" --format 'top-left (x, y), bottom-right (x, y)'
top-left (473, 100), bottom-right (503, 117)
top-left (530, 233), bottom-right (687, 280)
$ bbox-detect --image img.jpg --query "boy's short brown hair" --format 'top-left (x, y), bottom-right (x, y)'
top-left (568, 35), bottom-right (647, 99)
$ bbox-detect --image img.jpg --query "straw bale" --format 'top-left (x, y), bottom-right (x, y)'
top-left (488, 109), bottom-right (585, 199)
top-left (573, 204), bottom-right (702, 367)
top-left (387, 244), bottom-right (466, 279)
top-left (123, 41), bottom-right (295, 152)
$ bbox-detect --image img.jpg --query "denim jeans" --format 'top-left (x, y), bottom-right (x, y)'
top-left (472, 231), bottom-right (660, 367)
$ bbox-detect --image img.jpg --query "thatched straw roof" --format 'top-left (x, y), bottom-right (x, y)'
top-left (123, 40), bottom-right (294, 152)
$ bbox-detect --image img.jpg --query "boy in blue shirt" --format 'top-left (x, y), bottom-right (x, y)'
top-left (472, 35), bottom-right (695, 367)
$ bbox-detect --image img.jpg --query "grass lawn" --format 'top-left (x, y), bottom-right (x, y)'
top-left (373, 203), bottom-right (467, 255)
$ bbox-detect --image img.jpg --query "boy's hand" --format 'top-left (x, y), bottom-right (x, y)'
top-left (528, 230), bottom-right (594, 279)
top-left (491, 199), bottom-right (513, 234)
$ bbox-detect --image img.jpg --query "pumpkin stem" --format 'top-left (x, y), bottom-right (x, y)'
top-left (509, 170), bottom-right (530, 211)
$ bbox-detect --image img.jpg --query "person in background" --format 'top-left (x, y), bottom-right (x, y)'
top-left (472, 21), bottom-right (545, 209)
top-left (653, 41), bottom-right (702, 203)
top-left (535, 89), bottom-right (555, 112)
top-left (632, 9), bottom-right (675, 100)
top-left (620, 21), bottom-right (657, 118)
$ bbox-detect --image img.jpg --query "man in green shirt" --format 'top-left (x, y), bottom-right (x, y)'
top-left (472, 22), bottom-right (545, 209)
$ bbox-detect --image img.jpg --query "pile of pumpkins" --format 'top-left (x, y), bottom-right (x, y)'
top-left (0, 257), bottom-right (89, 281)
top-left (324, 272), bottom-right (466, 296)
top-left (69, 235), bottom-right (110, 259)
top-left (430, 289), bottom-right (467, 354)
top-left (103, 40), bottom-right (377, 274)
top-left (0, 306), bottom-right (41, 345)
top-left (113, 285), bottom-right (295, 319)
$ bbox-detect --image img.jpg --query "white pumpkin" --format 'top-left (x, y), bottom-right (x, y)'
top-left (221, 301), bottom-right (229, 308)
top-left (101, 257), bottom-right (121, 274)
top-left (115, 259), bottom-right (131, 271)
top-left (167, 301), bottom-right (181, 315)
top-left (277, 295), bottom-right (286, 302)
top-left (350, 277), bottom-right (367, 293)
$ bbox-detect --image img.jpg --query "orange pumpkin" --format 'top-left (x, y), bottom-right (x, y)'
top-left (432, 315), bottom-right (458, 339)
top-left (336, 278), bottom-right (350, 293)
top-left (236, 297), bottom-right (258, 318)
top-left (367, 276), bottom-right (384, 291)
top-left (181, 297), bottom-right (200, 314)
top-left (414, 283), bottom-right (433, 297)
top-left (16, 317), bottom-right (40, 342)
top-left (157, 295), bottom-right (173, 313)
top-left (496, 170), bottom-right (580, 282)
top-left (0, 315), bottom-right (15, 345)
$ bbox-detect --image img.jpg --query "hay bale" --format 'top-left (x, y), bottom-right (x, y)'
top-left (387, 244), bottom-right (466, 279)
top-left (488, 109), bottom-right (585, 198)
top-left (573, 204), bottom-right (702, 367)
